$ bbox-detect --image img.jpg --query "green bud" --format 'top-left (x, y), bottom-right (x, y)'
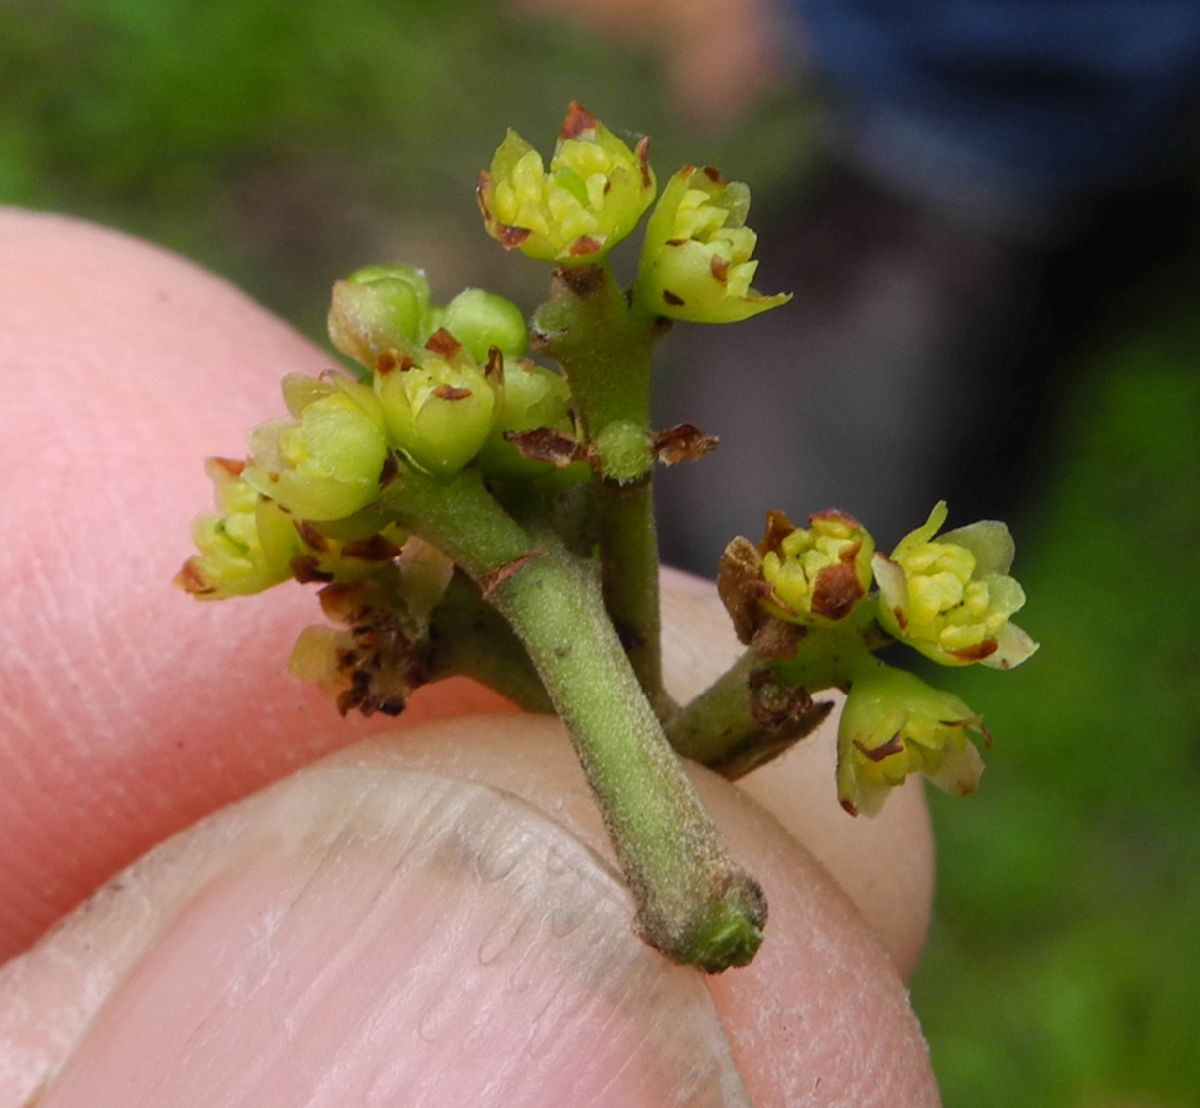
top-left (477, 101), bottom-right (656, 264)
top-left (328, 264), bottom-right (432, 368)
top-left (595, 419), bottom-right (653, 484)
top-left (874, 501), bottom-right (1038, 669)
top-left (243, 376), bottom-right (389, 522)
top-left (175, 458), bottom-right (301, 599)
top-left (634, 165), bottom-right (791, 323)
top-left (373, 330), bottom-right (497, 476)
top-left (441, 287), bottom-right (529, 362)
top-left (478, 358), bottom-right (575, 478)
top-left (838, 662), bottom-right (988, 817)
top-left (759, 509), bottom-right (875, 626)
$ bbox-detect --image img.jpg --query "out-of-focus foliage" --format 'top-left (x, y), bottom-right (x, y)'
top-left (3, 3), bottom-right (1197, 1104)
top-left (911, 292), bottom-right (1200, 1107)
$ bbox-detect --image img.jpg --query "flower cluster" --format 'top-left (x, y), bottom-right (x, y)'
top-left (720, 501), bottom-right (1036, 815)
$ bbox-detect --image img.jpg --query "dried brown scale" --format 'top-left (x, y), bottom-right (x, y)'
top-left (173, 561), bottom-right (214, 595)
top-left (950, 640), bottom-right (999, 663)
top-left (717, 535), bottom-right (768, 645)
top-left (432, 385), bottom-right (472, 401)
top-left (378, 454), bottom-right (399, 486)
top-left (748, 667), bottom-right (817, 732)
top-left (424, 329), bottom-right (462, 357)
top-left (340, 535), bottom-right (402, 561)
top-left (651, 423), bottom-right (719, 465)
top-left (552, 263), bottom-right (604, 299)
top-left (290, 556), bottom-right (334, 584)
top-left (505, 427), bottom-right (585, 467)
top-left (296, 521), bottom-right (328, 552)
top-left (702, 165), bottom-right (723, 184)
top-left (635, 136), bottom-right (653, 189)
top-left (479, 551), bottom-right (539, 599)
top-left (710, 255), bottom-right (730, 284)
top-left (210, 456), bottom-right (245, 477)
top-left (810, 560), bottom-right (865, 622)
top-left (757, 509), bottom-right (797, 557)
top-left (483, 347), bottom-right (504, 382)
top-left (560, 100), bottom-right (596, 140)
top-left (568, 236), bottom-right (602, 257)
top-left (749, 617), bottom-right (804, 661)
top-left (661, 290), bottom-right (684, 307)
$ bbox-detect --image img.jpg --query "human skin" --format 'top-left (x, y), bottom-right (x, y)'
top-left (0, 209), bottom-right (938, 1105)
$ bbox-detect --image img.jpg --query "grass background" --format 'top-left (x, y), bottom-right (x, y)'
top-left (5, 3), bottom-right (1197, 1103)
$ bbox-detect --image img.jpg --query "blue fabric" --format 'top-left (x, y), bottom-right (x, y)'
top-left (795, 1), bottom-right (1200, 207)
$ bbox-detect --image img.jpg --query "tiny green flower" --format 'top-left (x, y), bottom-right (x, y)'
top-left (478, 357), bottom-right (576, 478)
top-left (634, 165), bottom-right (791, 323)
top-left (477, 101), bottom-right (656, 264)
top-left (373, 330), bottom-right (497, 476)
top-left (873, 501), bottom-right (1038, 669)
top-left (243, 375), bottom-right (389, 522)
top-left (328, 264), bottom-right (432, 368)
top-left (837, 662), bottom-right (989, 817)
top-left (175, 458), bottom-right (302, 598)
top-left (759, 509), bottom-right (875, 626)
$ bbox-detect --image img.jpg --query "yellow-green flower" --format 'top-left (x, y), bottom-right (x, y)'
top-left (477, 101), bottom-right (656, 264)
top-left (837, 662), bottom-right (989, 817)
top-left (873, 501), bottom-right (1038, 669)
top-left (759, 509), bottom-right (875, 626)
top-left (373, 330), bottom-right (497, 476)
top-left (634, 165), bottom-right (790, 323)
top-left (243, 375), bottom-right (389, 522)
top-left (175, 458), bottom-right (302, 599)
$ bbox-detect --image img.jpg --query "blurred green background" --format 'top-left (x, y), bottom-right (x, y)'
top-left (4, 2), bottom-right (1197, 1104)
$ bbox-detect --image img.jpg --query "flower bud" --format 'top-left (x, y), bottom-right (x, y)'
top-left (478, 358), bottom-right (575, 478)
top-left (243, 377), bottom-right (389, 522)
top-left (634, 165), bottom-right (790, 323)
top-left (477, 101), bottom-right (656, 264)
top-left (873, 502), bottom-right (1038, 669)
top-left (328, 264), bottom-right (432, 368)
top-left (373, 330), bottom-right (496, 476)
top-left (440, 287), bottom-right (529, 361)
top-left (837, 662), bottom-right (989, 817)
top-left (759, 509), bottom-right (875, 626)
top-left (175, 458), bottom-right (302, 599)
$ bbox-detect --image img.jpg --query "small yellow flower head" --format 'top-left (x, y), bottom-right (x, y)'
top-left (175, 458), bottom-right (302, 598)
top-left (328, 264), bottom-right (432, 368)
top-left (478, 357), bottom-right (575, 478)
top-left (874, 501), bottom-right (1039, 669)
top-left (838, 663), bottom-right (989, 817)
top-left (759, 509), bottom-right (875, 626)
top-left (634, 165), bottom-right (791, 323)
top-left (477, 101), bottom-right (656, 264)
top-left (373, 329), bottom-right (497, 476)
top-left (243, 375), bottom-right (390, 522)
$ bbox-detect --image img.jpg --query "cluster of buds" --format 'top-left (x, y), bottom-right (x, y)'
top-left (178, 268), bottom-right (579, 601)
top-left (720, 502), bottom-right (1036, 814)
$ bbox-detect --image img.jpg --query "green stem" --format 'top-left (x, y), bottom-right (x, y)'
top-left (382, 466), bottom-right (765, 971)
top-left (668, 608), bottom-right (883, 777)
top-left (426, 571), bottom-right (551, 712)
top-left (532, 263), bottom-right (672, 712)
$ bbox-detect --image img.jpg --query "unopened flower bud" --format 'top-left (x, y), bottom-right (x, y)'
top-left (837, 662), bottom-right (989, 817)
top-left (759, 509), bottom-right (875, 626)
top-left (873, 502), bottom-right (1038, 669)
top-left (440, 287), bottom-right (529, 362)
top-left (243, 377), bottom-right (389, 522)
top-left (328, 264), bottom-right (432, 368)
top-left (374, 330), bottom-right (496, 476)
top-left (479, 358), bottom-right (575, 478)
top-left (477, 101), bottom-right (656, 264)
top-left (634, 165), bottom-right (790, 323)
